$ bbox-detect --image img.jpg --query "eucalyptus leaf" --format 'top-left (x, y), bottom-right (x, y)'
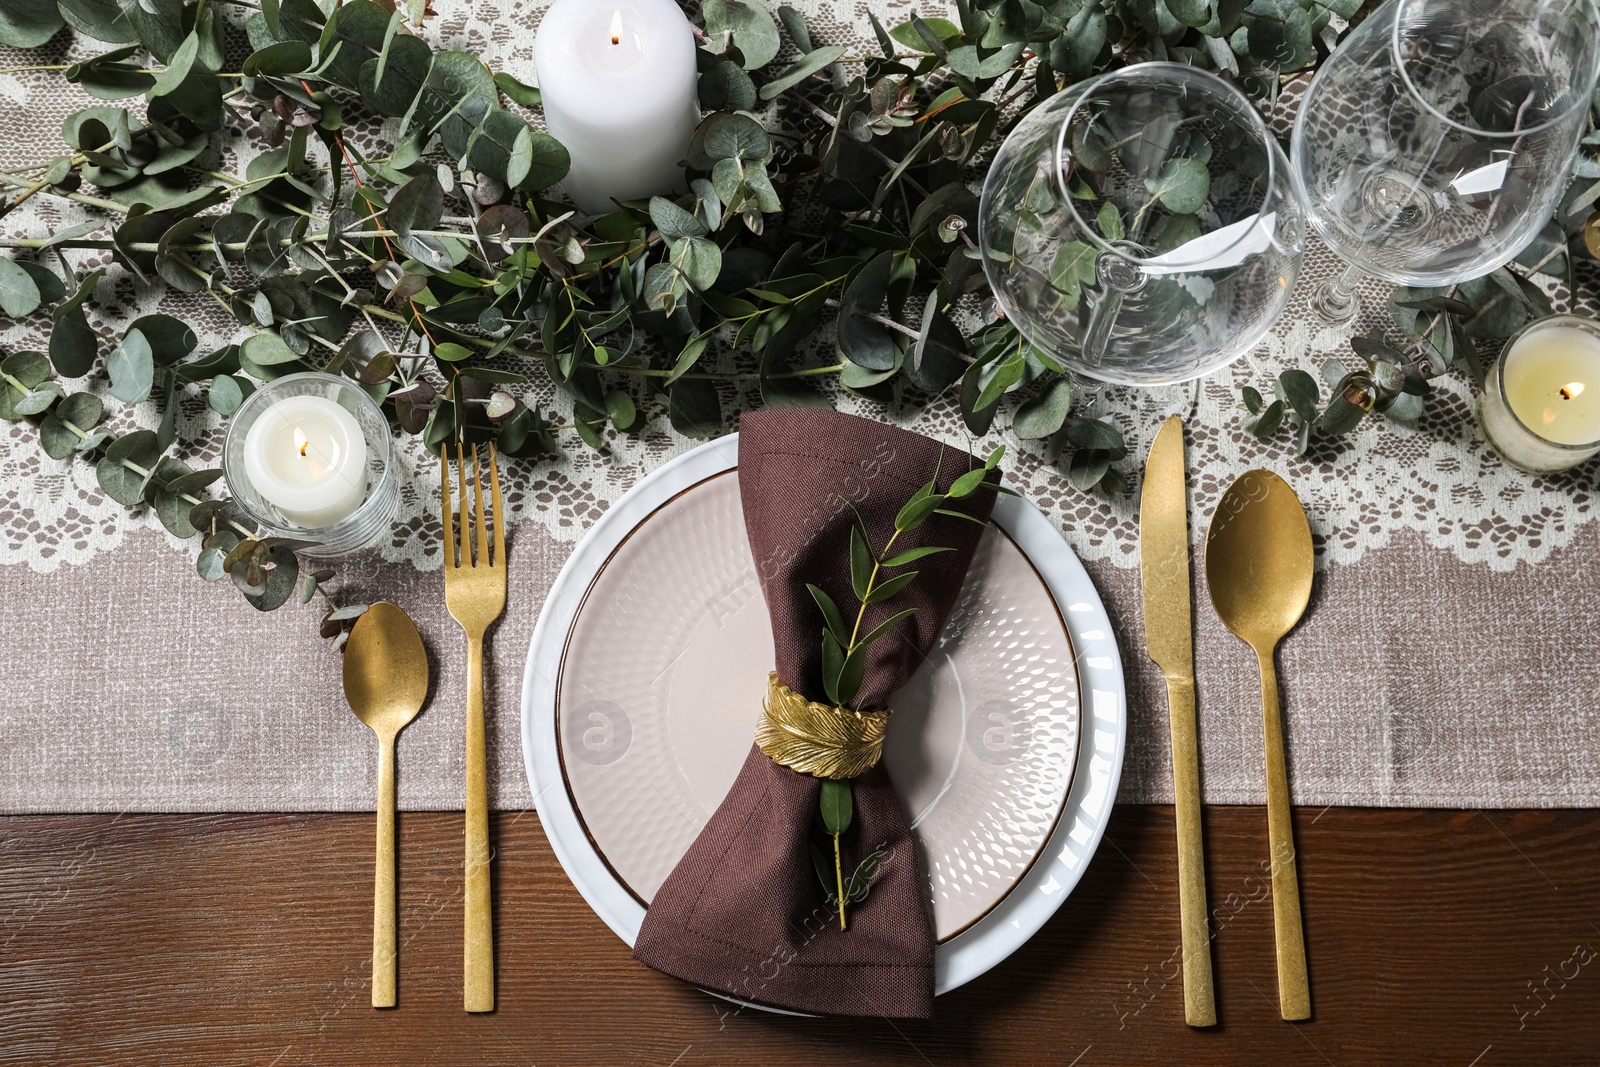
top-left (1145, 158), bottom-right (1211, 215)
top-left (97, 429), bottom-right (161, 505)
top-left (106, 329), bottom-right (154, 403)
top-left (0, 259), bottom-right (42, 318)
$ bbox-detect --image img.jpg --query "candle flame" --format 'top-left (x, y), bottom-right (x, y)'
top-left (294, 428), bottom-right (309, 457)
top-left (1561, 381), bottom-right (1585, 400)
top-left (609, 10), bottom-right (623, 45)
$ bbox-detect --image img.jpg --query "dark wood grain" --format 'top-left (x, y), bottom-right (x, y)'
top-left (1, 806), bottom-right (1596, 1065)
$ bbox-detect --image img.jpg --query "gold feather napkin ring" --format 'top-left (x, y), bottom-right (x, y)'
top-left (755, 673), bottom-right (891, 780)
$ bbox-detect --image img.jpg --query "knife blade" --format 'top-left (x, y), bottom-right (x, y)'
top-left (1139, 414), bottom-right (1216, 1028)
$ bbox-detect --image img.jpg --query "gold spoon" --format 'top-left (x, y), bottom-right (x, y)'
top-left (1204, 470), bottom-right (1314, 1022)
top-left (343, 602), bottom-right (430, 1009)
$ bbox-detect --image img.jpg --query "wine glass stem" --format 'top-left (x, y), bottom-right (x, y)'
top-left (1328, 263), bottom-right (1360, 302)
top-left (1310, 263), bottom-right (1362, 325)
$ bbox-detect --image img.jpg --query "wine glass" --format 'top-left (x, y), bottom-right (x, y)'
top-left (1291, 0), bottom-right (1600, 324)
top-left (979, 63), bottom-right (1305, 387)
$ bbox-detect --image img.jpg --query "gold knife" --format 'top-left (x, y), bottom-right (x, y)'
top-left (1139, 415), bottom-right (1216, 1028)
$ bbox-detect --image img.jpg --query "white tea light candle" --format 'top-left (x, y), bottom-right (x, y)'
top-left (241, 394), bottom-right (369, 528)
top-left (1479, 315), bottom-right (1600, 473)
top-left (532, 0), bottom-right (700, 214)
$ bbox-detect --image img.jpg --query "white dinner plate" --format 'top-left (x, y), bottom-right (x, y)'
top-left (521, 434), bottom-right (1126, 998)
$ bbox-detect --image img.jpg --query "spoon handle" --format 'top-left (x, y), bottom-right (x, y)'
top-left (1258, 647), bottom-right (1311, 1021)
top-left (373, 731), bottom-right (397, 1008)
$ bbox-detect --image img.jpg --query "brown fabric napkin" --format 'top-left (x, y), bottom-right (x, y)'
top-left (632, 408), bottom-right (998, 1018)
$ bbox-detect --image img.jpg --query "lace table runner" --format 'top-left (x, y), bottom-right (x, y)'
top-left (1, 2), bottom-right (1597, 813)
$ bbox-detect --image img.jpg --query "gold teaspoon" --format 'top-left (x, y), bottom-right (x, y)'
top-left (343, 602), bottom-right (430, 1008)
top-left (1205, 470), bottom-right (1314, 1022)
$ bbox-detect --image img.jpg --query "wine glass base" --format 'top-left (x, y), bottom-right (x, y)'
top-left (1308, 276), bottom-right (1360, 326)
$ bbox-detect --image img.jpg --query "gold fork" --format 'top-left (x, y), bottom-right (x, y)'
top-left (441, 441), bottom-right (505, 1013)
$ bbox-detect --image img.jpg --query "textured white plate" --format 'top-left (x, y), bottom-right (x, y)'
top-left (522, 435), bottom-right (1126, 997)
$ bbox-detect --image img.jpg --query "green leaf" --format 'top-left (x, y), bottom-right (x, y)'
top-left (821, 630), bottom-right (845, 705)
top-left (650, 197), bottom-right (709, 242)
top-left (493, 70), bottom-right (541, 108)
top-left (819, 778), bottom-right (853, 835)
top-left (14, 383), bottom-right (63, 416)
top-left (57, 0), bottom-right (133, 43)
top-left (1319, 394), bottom-right (1367, 435)
top-left (48, 308), bottom-right (96, 379)
top-left (243, 40), bottom-right (312, 76)
top-left (1250, 398), bottom-right (1285, 438)
top-left (758, 45), bottom-right (846, 100)
top-left (837, 252), bottom-right (902, 372)
top-left (864, 570), bottom-right (918, 604)
top-left (672, 237), bottom-right (722, 292)
top-left (890, 16), bottom-right (959, 49)
top-left (948, 467), bottom-right (989, 499)
top-left (1050, 240), bottom-right (1097, 303)
top-left (243, 543), bottom-right (300, 612)
top-left (880, 545), bottom-right (953, 568)
top-left (16, 261), bottom-right (64, 306)
top-left (0, 258), bottom-right (42, 318)
top-left (128, 313), bottom-right (197, 364)
top-left (39, 392), bottom-right (101, 457)
top-left (208, 374), bottom-right (247, 415)
top-left (388, 172), bottom-right (447, 262)
top-left (724, 0), bottom-right (780, 69)
top-left (894, 493), bottom-right (943, 532)
top-left (699, 60), bottom-right (757, 111)
top-left (106, 328), bottom-right (154, 403)
top-left (1014, 378), bottom-right (1074, 439)
top-left (1144, 158), bottom-right (1211, 215)
top-left (688, 113), bottom-right (771, 170)
top-left (666, 378), bottom-right (720, 438)
top-left (359, 32), bottom-right (429, 116)
top-left (849, 525), bottom-right (872, 600)
top-left (857, 608), bottom-right (916, 648)
top-left (1095, 201), bottom-right (1125, 242)
top-left (844, 847), bottom-right (886, 903)
top-left (0, 351), bottom-right (49, 421)
top-left (808, 583), bottom-right (848, 644)
top-left (1065, 417), bottom-right (1126, 453)
top-left (0, 0), bottom-right (64, 47)
top-left (1276, 368), bottom-right (1321, 424)
top-left (241, 332), bottom-right (301, 367)
top-left (809, 840), bottom-right (836, 901)
top-left (96, 429), bottom-right (161, 505)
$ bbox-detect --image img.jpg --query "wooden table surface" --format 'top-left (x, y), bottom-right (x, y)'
top-left (1, 805), bottom-right (1596, 1065)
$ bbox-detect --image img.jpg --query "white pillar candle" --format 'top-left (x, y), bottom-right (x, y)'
top-left (533, 0), bottom-right (700, 214)
top-left (1479, 315), bottom-right (1600, 473)
top-left (241, 395), bottom-right (369, 528)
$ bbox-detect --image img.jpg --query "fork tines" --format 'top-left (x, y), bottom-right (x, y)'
top-left (440, 442), bottom-right (503, 570)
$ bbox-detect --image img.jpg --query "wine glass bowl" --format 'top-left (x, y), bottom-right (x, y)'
top-left (979, 62), bottom-right (1305, 387)
top-left (1291, 0), bottom-right (1600, 320)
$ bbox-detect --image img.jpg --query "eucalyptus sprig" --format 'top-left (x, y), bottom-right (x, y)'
top-left (1237, 246), bottom-right (1569, 452)
top-left (1, 0), bottom-right (1369, 629)
top-left (806, 443), bottom-right (1007, 930)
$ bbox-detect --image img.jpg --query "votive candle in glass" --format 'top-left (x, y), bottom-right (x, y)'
top-left (1478, 314), bottom-right (1600, 473)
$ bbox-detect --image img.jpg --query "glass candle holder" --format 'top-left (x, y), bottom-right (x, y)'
top-left (222, 372), bottom-right (398, 556)
top-left (1477, 315), bottom-right (1600, 473)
